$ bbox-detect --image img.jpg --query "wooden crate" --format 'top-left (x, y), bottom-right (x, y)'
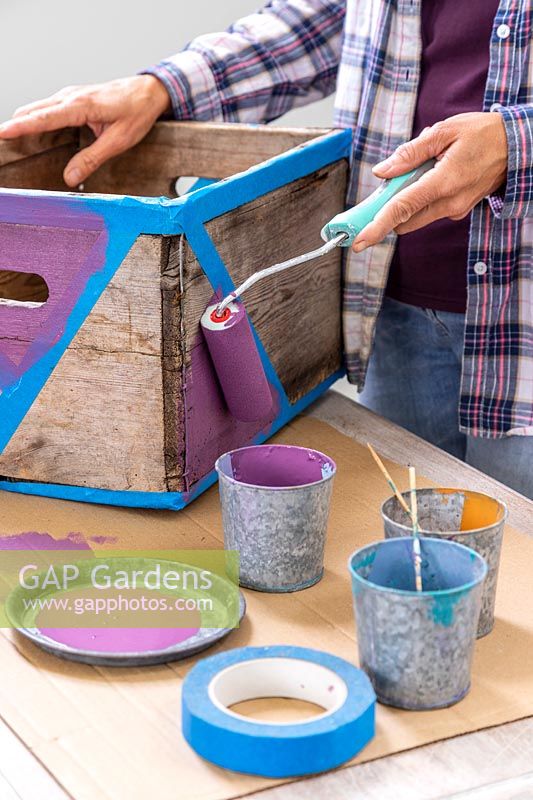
top-left (0, 122), bottom-right (350, 509)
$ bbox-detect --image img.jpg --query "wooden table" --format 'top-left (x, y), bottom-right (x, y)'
top-left (1, 391), bottom-right (532, 800)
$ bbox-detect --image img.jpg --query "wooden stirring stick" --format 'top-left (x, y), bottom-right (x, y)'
top-left (409, 466), bottom-right (423, 592)
top-left (367, 443), bottom-right (412, 517)
top-left (366, 443), bottom-right (422, 590)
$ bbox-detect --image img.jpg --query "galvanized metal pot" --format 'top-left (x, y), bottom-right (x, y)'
top-left (382, 489), bottom-right (507, 638)
top-left (216, 444), bottom-right (336, 592)
top-left (349, 537), bottom-right (487, 710)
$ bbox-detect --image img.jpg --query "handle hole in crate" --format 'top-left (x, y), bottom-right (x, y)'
top-left (174, 176), bottom-right (216, 197)
top-left (0, 270), bottom-right (49, 307)
top-left (175, 176), bottom-right (200, 197)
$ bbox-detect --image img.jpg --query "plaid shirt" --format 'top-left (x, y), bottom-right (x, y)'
top-left (145, 0), bottom-right (533, 438)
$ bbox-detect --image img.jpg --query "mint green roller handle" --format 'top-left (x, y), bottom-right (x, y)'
top-left (321, 159), bottom-right (436, 247)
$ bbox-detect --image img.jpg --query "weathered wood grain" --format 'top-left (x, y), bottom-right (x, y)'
top-left (161, 236), bottom-right (186, 493)
top-left (0, 350), bottom-right (168, 492)
top-left (447, 773), bottom-right (533, 800)
top-left (81, 122), bottom-right (333, 196)
top-left (0, 129), bottom-right (78, 196)
top-left (0, 129), bottom-right (78, 169)
top-left (0, 145), bottom-right (77, 191)
top-left (0, 123), bottom-right (335, 197)
top-left (0, 236), bottom-right (172, 492)
top-left (179, 160), bottom-right (348, 403)
top-left (247, 718), bottom-right (533, 800)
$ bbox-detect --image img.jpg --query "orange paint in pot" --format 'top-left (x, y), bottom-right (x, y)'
top-left (440, 489), bottom-right (505, 531)
top-left (381, 487), bottom-right (508, 638)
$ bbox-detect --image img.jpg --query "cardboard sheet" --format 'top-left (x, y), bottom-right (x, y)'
top-left (0, 416), bottom-right (532, 800)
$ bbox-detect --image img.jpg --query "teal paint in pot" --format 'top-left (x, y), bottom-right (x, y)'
top-left (348, 537), bottom-right (487, 710)
top-left (429, 586), bottom-right (470, 627)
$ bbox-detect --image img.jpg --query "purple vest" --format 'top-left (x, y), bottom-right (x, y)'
top-left (386, 0), bottom-right (500, 313)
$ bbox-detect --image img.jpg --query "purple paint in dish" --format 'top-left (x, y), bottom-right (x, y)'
top-left (217, 444), bottom-right (336, 489)
top-left (38, 626), bottom-right (200, 654)
top-left (5, 534), bottom-right (201, 655)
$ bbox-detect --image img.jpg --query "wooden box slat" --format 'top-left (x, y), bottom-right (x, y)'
top-left (0, 130), bottom-right (78, 169)
top-left (81, 122), bottom-right (332, 195)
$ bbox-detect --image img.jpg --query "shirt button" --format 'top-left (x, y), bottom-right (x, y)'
top-left (474, 261), bottom-right (488, 276)
top-left (490, 102), bottom-right (503, 112)
top-left (497, 23), bottom-right (511, 39)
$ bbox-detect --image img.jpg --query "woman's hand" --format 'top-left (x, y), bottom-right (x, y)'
top-left (352, 112), bottom-right (508, 253)
top-left (0, 75), bottom-right (171, 187)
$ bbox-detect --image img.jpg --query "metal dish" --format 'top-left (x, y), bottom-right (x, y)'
top-left (7, 557), bottom-right (246, 666)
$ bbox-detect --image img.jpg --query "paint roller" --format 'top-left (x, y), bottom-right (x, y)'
top-left (201, 159), bottom-right (436, 422)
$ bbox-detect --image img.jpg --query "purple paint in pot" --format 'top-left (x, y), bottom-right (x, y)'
top-left (38, 626), bottom-right (199, 654)
top-left (218, 444), bottom-right (336, 488)
top-left (216, 445), bottom-right (336, 592)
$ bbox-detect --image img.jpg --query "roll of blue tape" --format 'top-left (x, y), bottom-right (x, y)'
top-left (182, 645), bottom-right (376, 778)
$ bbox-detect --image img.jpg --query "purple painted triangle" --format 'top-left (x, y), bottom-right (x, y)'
top-left (0, 222), bottom-right (107, 391)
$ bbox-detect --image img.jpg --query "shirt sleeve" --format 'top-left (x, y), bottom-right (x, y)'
top-left (141, 0), bottom-right (345, 124)
top-left (490, 104), bottom-right (533, 219)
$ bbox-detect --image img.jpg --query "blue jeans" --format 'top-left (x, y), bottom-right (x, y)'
top-left (359, 297), bottom-right (533, 499)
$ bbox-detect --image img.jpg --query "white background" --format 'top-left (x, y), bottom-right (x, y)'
top-left (0, 0), bottom-right (334, 125)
